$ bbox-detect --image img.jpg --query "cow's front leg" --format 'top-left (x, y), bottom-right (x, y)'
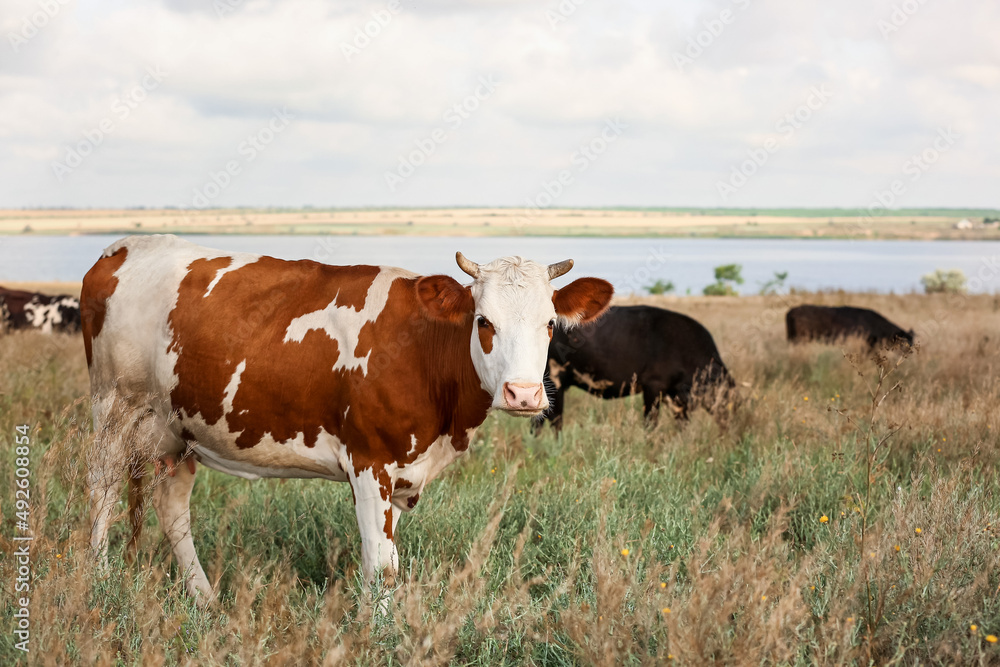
top-left (350, 467), bottom-right (399, 584)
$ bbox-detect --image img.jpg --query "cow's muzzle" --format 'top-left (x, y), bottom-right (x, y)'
top-left (502, 382), bottom-right (545, 415)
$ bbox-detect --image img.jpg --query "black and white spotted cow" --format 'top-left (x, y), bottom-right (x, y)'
top-left (0, 286), bottom-right (81, 334)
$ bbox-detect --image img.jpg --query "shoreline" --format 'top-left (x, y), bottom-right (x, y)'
top-left (1, 207), bottom-right (998, 240)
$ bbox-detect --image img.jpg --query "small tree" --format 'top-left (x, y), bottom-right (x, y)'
top-left (703, 282), bottom-right (738, 296)
top-left (758, 271), bottom-right (789, 295)
top-left (704, 263), bottom-right (743, 296)
top-left (645, 279), bottom-right (675, 295)
top-left (714, 264), bottom-right (744, 284)
top-left (921, 269), bottom-right (967, 294)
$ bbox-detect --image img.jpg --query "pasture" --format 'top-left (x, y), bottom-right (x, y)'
top-left (1, 291), bottom-right (999, 665)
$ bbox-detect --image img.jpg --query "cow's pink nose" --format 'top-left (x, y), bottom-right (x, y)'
top-left (503, 382), bottom-right (544, 410)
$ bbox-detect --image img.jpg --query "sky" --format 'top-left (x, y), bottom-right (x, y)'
top-left (1, 0), bottom-right (997, 210)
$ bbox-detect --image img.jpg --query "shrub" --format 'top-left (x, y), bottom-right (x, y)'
top-left (714, 263), bottom-right (744, 284)
top-left (921, 269), bottom-right (967, 294)
top-left (704, 263), bottom-right (743, 296)
top-left (758, 271), bottom-right (789, 296)
top-left (703, 282), bottom-right (738, 296)
top-left (646, 279), bottom-right (675, 295)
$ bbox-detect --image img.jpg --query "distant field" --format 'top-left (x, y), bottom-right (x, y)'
top-left (2, 207), bottom-right (1000, 239)
top-left (1, 291), bottom-right (998, 664)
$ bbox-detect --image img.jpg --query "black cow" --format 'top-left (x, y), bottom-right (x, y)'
top-left (536, 305), bottom-right (733, 431)
top-left (785, 305), bottom-right (913, 348)
top-left (0, 286), bottom-right (81, 334)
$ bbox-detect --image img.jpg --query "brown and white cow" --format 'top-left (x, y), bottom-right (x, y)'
top-left (82, 235), bottom-right (612, 601)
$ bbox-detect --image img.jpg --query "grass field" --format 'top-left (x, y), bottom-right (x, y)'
top-left (1, 291), bottom-right (999, 665)
top-left (2, 207), bottom-right (1000, 240)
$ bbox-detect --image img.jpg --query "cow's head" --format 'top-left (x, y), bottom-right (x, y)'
top-left (417, 253), bottom-right (613, 416)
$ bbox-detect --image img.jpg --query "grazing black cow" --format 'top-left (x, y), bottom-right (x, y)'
top-left (0, 286), bottom-right (81, 334)
top-left (785, 305), bottom-right (913, 348)
top-left (535, 305), bottom-right (733, 431)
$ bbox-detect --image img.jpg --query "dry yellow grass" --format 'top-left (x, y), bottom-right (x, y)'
top-left (1, 291), bottom-right (998, 665)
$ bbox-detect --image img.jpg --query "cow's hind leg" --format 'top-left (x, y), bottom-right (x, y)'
top-left (88, 393), bottom-right (137, 565)
top-left (642, 386), bottom-right (666, 425)
top-left (152, 456), bottom-right (212, 602)
top-left (350, 468), bottom-right (398, 586)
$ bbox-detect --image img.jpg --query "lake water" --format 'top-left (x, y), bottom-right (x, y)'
top-left (0, 235), bottom-right (997, 295)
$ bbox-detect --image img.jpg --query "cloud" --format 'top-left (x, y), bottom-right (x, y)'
top-left (1, 0), bottom-right (997, 208)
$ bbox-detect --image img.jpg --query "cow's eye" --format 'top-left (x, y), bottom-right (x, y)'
top-left (477, 316), bottom-right (490, 328)
top-left (547, 319), bottom-right (556, 329)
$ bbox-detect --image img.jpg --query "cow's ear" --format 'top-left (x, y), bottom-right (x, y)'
top-left (416, 275), bottom-right (474, 324)
top-left (553, 278), bottom-right (613, 325)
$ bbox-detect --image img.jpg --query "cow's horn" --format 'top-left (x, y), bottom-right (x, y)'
top-left (547, 259), bottom-right (574, 280)
top-left (456, 251), bottom-right (481, 279)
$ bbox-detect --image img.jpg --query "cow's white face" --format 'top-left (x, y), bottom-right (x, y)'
top-left (416, 253), bottom-right (613, 417)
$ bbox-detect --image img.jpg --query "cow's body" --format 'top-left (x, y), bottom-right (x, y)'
top-left (0, 286), bottom-right (81, 333)
top-left (538, 305), bottom-right (732, 430)
top-left (786, 305), bottom-right (914, 348)
top-left (82, 235), bottom-right (611, 601)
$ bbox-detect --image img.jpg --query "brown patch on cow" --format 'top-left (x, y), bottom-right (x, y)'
top-left (376, 468), bottom-right (392, 501)
top-left (180, 428), bottom-right (196, 443)
top-left (166, 257), bottom-right (491, 481)
top-left (168, 257), bottom-right (239, 428)
top-left (415, 275), bottom-right (474, 324)
top-left (383, 508), bottom-right (394, 540)
top-left (553, 277), bottom-right (614, 324)
top-left (333, 273), bottom-right (376, 311)
top-left (394, 479), bottom-right (419, 509)
top-left (80, 247), bottom-right (128, 366)
top-left (477, 318), bottom-right (495, 353)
